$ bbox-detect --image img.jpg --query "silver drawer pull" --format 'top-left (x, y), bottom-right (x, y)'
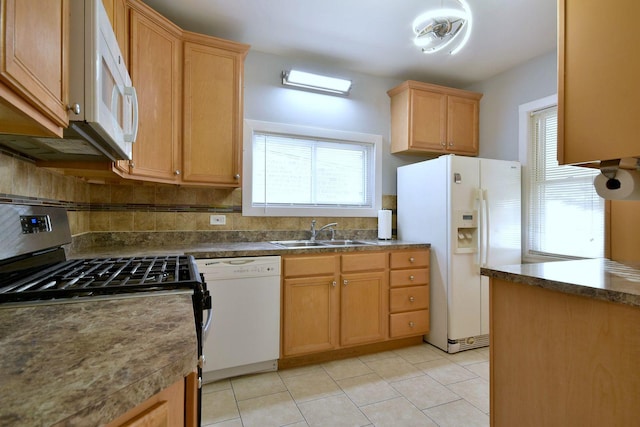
top-left (409, 257), bottom-right (415, 263)
top-left (409, 296), bottom-right (415, 302)
top-left (409, 321), bottom-right (415, 328)
top-left (343, 279), bottom-right (348, 286)
top-left (409, 275), bottom-right (415, 281)
top-left (332, 280), bottom-right (337, 287)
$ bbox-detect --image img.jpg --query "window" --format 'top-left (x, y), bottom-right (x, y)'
top-left (520, 97), bottom-right (604, 261)
top-left (243, 120), bottom-right (382, 217)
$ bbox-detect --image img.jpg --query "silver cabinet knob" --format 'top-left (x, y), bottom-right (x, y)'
top-left (449, 142), bottom-right (454, 146)
top-left (409, 275), bottom-right (415, 281)
top-left (68, 103), bottom-right (81, 115)
top-left (409, 296), bottom-right (415, 302)
top-left (343, 279), bottom-right (348, 286)
top-left (332, 280), bottom-right (337, 287)
top-left (409, 321), bottom-right (415, 328)
top-left (234, 174), bottom-right (240, 180)
top-left (175, 170), bottom-right (181, 175)
top-left (409, 257), bottom-right (415, 263)
top-left (130, 161), bottom-right (135, 168)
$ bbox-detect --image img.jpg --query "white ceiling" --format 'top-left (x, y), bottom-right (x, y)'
top-left (141, 0), bottom-right (557, 87)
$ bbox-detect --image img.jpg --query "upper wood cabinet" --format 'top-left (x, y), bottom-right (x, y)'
top-left (126, 0), bottom-right (183, 182)
top-left (0, 0), bottom-right (69, 137)
top-left (388, 80), bottom-right (482, 156)
top-left (558, 0), bottom-right (640, 165)
top-left (106, 0), bottom-right (249, 187)
top-left (182, 32), bottom-right (248, 187)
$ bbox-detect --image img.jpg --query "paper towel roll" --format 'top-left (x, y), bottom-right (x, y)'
top-left (378, 210), bottom-right (392, 240)
top-left (594, 169), bottom-right (640, 200)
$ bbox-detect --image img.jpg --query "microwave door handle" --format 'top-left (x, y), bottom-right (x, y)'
top-left (123, 86), bottom-right (139, 143)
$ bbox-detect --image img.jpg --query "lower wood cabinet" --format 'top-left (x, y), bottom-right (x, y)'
top-left (105, 372), bottom-right (197, 427)
top-left (388, 249), bottom-right (430, 338)
top-left (281, 249), bottom-right (429, 360)
top-left (281, 252), bottom-right (387, 357)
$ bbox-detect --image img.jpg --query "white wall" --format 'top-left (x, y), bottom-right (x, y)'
top-left (243, 50), bottom-right (417, 195)
top-left (466, 51), bottom-right (558, 161)
top-left (243, 49), bottom-right (558, 195)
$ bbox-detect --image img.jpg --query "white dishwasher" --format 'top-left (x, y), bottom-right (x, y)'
top-left (196, 256), bottom-right (281, 383)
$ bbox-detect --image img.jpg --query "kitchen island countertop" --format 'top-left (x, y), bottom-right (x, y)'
top-left (0, 293), bottom-right (197, 426)
top-left (481, 258), bottom-right (640, 308)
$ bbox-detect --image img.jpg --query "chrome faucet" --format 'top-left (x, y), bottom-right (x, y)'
top-left (309, 219), bottom-right (338, 241)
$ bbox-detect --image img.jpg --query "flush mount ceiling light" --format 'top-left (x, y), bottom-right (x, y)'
top-left (282, 69), bottom-right (352, 95)
top-left (413, 0), bottom-right (472, 55)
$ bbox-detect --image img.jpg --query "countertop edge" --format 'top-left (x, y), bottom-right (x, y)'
top-left (482, 258), bottom-right (640, 308)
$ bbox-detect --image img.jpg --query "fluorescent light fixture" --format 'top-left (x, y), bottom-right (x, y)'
top-left (282, 70), bottom-right (352, 95)
top-left (413, 0), bottom-right (472, 55)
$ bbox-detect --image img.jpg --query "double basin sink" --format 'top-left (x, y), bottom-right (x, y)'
top-left (270, 239), bottom-right (376, 249)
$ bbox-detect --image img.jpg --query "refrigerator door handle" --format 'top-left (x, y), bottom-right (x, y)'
top-left (482, 189), bottom-right (490, 267)
top-left (475, 188), bottom-right (484, 273)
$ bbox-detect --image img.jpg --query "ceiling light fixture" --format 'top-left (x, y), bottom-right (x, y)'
top-left (282, 69), bottom-right (352, 95)
top-left (412, 0), bottom-right (472, 55)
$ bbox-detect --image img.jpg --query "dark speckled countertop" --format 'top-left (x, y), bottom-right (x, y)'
top-left (69, 239), bottom-right (430, 259)
top-left (481, 258), bottom-right (640, 308)
top-left (0, 293), bottom-right (197, 426)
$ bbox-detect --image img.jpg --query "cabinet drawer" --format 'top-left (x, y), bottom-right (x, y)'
top-left (390, 250), bottom-right (429, 269)
top-left (390, 309), bottom-right (429, 338)
top-left (341, 252), bottom-right (387, 273)
top-left (389, 269), bottom-right (428, 287)
top-left (283, 255), bottom-right (337, 278)
top-left (390, 286), bottom-right (429, 312)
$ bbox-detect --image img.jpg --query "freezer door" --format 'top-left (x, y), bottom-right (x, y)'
top-left (448, 156), bottom-right (482, 340)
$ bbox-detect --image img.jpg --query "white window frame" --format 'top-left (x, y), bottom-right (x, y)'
top-left (242, 119), bottom-right (382, 217)
top-left (519, 94), bottom-right (604, 262)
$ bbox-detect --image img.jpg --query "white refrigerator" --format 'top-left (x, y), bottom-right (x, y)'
top-left (397, 155), bottom-right (521, 353)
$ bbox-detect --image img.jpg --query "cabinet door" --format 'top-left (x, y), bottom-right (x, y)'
top-left (128, 4), bottom-right (182, 182)
top-left (340, 271), bottom-right (388, 346)
top-left (559, 0), bottom-right (640, 164)
top-left (447, 95), bottom-right (479, 155)
top-left (410, 89), bottom-right (447, 152)
top-left (283, 276), bottom-right (339, 356)
top-left (182, 35), bottom-right (248, 186)
top-left (0, 0), bottom-right (68, 135)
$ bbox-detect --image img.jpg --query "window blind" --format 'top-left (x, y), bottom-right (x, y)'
top-left (252, 132), bottom-right (374, 210)
top-left (526, 106), bottom-right (604, 259)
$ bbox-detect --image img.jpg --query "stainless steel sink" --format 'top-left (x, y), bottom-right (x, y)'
top-left (318, 239), bottom-right (374, 246)
top-left (270, 240), bottom-right (327, 248)
top-left (270, 239), bottom-right (375, 248)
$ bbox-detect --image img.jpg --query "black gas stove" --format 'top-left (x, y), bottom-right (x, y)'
top-left (0, 203), bottom-right (210, 425)
top-left (0, 254), bottom-right (202, 304)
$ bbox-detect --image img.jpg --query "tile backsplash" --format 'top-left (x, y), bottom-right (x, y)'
top-left (1, 152), bottom-right (396, 239)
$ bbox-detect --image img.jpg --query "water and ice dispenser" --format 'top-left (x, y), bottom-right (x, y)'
top-left (454, 210), bottom-right (478, 253)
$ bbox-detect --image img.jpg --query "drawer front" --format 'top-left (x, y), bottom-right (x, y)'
top-left (390, 286), bottom-right (429, 312)
top-left (283, 255), bottom-right (337, 277)
top-left (389, 269), bottom-right (429, 287)
top-left (389, 309), bottom-right (429, 338)
top-left (390, 250), bottom-right (429, 269)
top-left (341, 252), bottom-right (387, 273)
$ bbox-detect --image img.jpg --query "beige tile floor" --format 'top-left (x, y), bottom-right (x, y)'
top-left (201, 342), bottom-right (489, 427)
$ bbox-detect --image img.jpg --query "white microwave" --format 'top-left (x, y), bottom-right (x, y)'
top-left (65, 0), bottom-right (138, 161)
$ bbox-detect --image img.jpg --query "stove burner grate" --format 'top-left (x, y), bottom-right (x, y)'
top-left (0, 255), bottom-right (200, 304)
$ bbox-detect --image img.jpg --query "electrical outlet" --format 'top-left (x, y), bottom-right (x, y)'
top-left (209, 215), bottom-right (226, 225)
